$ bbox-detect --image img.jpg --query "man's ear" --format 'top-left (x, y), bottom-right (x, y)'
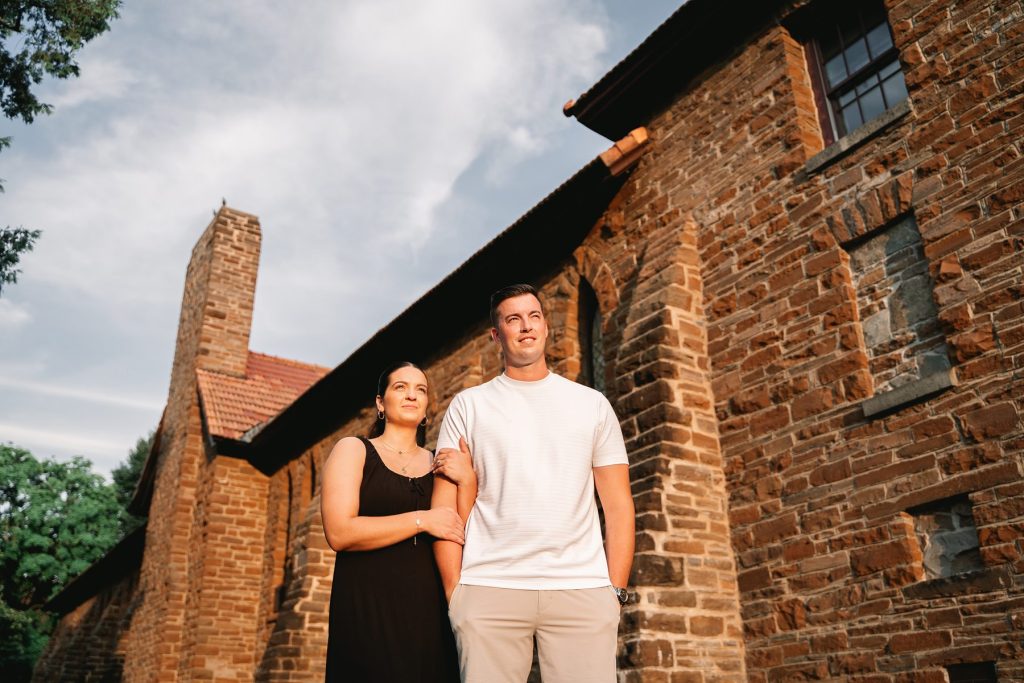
top-left (490, 328), bottom-right (500, 344)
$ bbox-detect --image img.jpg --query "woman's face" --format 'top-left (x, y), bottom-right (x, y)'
top-left (376, 366), bottom-right (429, 427)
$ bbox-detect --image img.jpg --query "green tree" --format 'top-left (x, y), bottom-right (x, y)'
top-left (111, 430), bottom-right (153, 529)
top-left (0, 594), bottom-right (49, 681)
top-left (0, 443), bottom-right (125, 680)
top-left (0, 0), bottom-right (122, 295)
top-left (0, 225), bottom-right (41, 296)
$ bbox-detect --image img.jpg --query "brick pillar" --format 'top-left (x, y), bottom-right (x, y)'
top-left (123, 207), bottom-right (262, 682)
top-left (257, 455), bottom-right (334, 682)
top-left (618, 219), bottom-right (746, 681)
top-left (179, 456), bottom-right (269, 682)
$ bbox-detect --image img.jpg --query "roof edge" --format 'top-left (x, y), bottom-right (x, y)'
top-left (565, 0), bottom-right (788, 140)
top-left (44, 523), bottom-right (147, 615)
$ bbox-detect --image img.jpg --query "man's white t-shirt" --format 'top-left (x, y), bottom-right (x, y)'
top-left (436, 371), bottom-right (628, 590)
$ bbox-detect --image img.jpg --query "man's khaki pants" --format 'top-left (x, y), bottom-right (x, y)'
top-left (448, 585), bottom-right (621, 683)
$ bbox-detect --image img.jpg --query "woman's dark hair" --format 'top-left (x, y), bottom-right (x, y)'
top-left (368, 361), bottom-right (428, 446)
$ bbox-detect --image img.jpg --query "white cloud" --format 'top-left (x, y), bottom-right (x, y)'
top-left (0, 376), bottom-right (163, 411)
top-left (0, 299), bottom-right (31, 329)
top-left (44, 55), bottom-right (141, 109)
top-left (0, 422), bottom-right (130, 478)
top-left (0, 423), bottom-right (126, 454)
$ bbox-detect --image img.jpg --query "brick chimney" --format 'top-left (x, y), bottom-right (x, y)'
top-left (170, 206), bottom-right (261, 385)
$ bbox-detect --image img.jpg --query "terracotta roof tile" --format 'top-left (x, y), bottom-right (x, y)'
top-left (197, 352), bottom-right (330, 440)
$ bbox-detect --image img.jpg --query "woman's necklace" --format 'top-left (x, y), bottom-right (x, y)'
top-left (376, 438), bottom-right (419, 474)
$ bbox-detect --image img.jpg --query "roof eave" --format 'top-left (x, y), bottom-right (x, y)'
top-left (44, 523), bottom-right (147, 615)
top-left (566, 0), bottom-right (788, 140)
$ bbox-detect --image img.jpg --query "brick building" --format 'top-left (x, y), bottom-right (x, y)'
top-left (34, 0), bottom-right (1023, 680)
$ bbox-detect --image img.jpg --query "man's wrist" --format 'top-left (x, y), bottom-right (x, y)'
top-left (612, 586), bottom-right (629, 605)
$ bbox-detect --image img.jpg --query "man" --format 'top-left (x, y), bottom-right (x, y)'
top-left (431, 283), bottom-right (635, 683)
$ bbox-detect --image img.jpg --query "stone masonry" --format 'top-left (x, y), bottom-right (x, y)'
top-left (35, 0), bottom-right (1023, 681)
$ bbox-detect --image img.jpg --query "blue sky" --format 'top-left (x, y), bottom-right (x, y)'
top-left (0, 0), bottom-right (681, 477)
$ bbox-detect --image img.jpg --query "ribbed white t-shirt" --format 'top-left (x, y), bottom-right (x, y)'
top-left (436, 371), bottom-right (628, 590)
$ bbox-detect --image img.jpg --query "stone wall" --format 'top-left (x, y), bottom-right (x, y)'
top-left (615, 0), bottom-right (1024, 679)
top-left (34, 1), bottom-right (1024, 681)
top-left (31, 570), bottom-right (140, 682)
top-left (178, 455), bottom-right (269, 681)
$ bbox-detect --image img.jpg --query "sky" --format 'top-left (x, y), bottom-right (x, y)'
top-left (0, 0), bottom-right (681, 478)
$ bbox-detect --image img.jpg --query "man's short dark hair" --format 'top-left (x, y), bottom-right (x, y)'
top-left (489, 284), bottom-right (542, 327)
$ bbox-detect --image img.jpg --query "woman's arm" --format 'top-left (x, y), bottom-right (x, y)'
top-left (431, 437), bottom-right (476, 601)
top-left (321, 437), bottom-right (465, 552)
top-left (431, 474), bottom-right (463, 601)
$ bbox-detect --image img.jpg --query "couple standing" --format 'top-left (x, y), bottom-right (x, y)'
top-left (322, 284), bottom-right (635, 682)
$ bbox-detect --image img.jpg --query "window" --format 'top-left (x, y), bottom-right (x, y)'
top-left (847, 215), bottom-right (951, 396)
top-left (802, 3), bottom-right (908, 144)
top-left (577, 279), bottom-right (605, 394)
top-left (909, 495), bottom-right (984, 581)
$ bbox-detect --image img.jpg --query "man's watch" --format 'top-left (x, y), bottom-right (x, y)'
top-left (612, 586), bottom-right (629, 605)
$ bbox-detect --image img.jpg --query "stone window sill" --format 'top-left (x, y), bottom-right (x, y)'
top-left (804, 99), bottom-right (912, 175)
top-left (861, 367), bottom-right (958, 419)
top-left (902, 565), bottom-right (1012, 600)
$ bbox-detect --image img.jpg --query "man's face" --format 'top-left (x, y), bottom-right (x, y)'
top-left (491, 293), bottom-right (548, 369)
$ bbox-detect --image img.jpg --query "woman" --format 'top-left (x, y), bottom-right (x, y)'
top-left (322, 361), bottom-right (475, 682)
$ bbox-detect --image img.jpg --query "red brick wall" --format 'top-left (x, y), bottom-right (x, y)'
top-left (178, 455), bottom-right (269, 681)
top-left (32, 570), bottom-right (139, 682)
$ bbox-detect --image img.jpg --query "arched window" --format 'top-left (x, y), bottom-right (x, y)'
top-left (309, 456), bottom-right (318, 500)
top-left (274, 471), bottom-right (294, 614)
top-left (577, 279), bottom-right (605, 394)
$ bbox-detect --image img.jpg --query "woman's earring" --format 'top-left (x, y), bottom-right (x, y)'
top-left (420, 417), bottom-right (428, 427)
top-left (377, 411), bottom-right (384, 421)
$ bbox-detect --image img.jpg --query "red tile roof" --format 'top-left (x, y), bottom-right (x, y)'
top-left (196, 352), bottom-right (330, 440)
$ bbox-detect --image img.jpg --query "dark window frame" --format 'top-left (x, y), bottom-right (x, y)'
top-left (789, 1), bottom-right (908, 146)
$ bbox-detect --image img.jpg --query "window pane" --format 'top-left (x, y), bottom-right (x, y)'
top-left (866, 23), bottom-right (893, 58)
top-left (825, 54), bottom-right (848, 87)
top-left (859, 84), bottom-right (886, 122)
top-left (880, 59), bottom-right (900, 79)
top-left (882, 70), bottom-right (909, 105)
top-left (844, 38), bottom-right (870, 75)
top-left (856, 72), bottom-right (880, 95)
top-left (842, 102), bottom-right (863, 131)
top-left (839, 89), bottom-right (856, 106)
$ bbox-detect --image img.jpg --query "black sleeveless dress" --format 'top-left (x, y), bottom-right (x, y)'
top-left (325, 437), bottom-right (459, 682)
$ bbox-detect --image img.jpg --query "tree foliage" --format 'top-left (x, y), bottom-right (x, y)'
top-left (0, 594), bottom-right (49, 682)
top-left (111, 430), bottom-right (153, 529)
top-left (0, 0), bottom-right (121, 296)
top-left (0, 443), bottom-right (126, 679)
top-left (0, 444), bottom-right (125, 607)
top-left (0, 226), bottom-right (41, 295)
top-left (1, 0), bottom-right (122, 125)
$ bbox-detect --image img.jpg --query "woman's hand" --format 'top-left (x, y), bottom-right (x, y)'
top-left (419, 506), bottom-right (465, 544)
top-left (433, 437), bottom-right (476, 487)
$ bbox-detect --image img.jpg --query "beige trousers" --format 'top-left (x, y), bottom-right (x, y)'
top-left (447, 585), bottom-right (621, 683)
